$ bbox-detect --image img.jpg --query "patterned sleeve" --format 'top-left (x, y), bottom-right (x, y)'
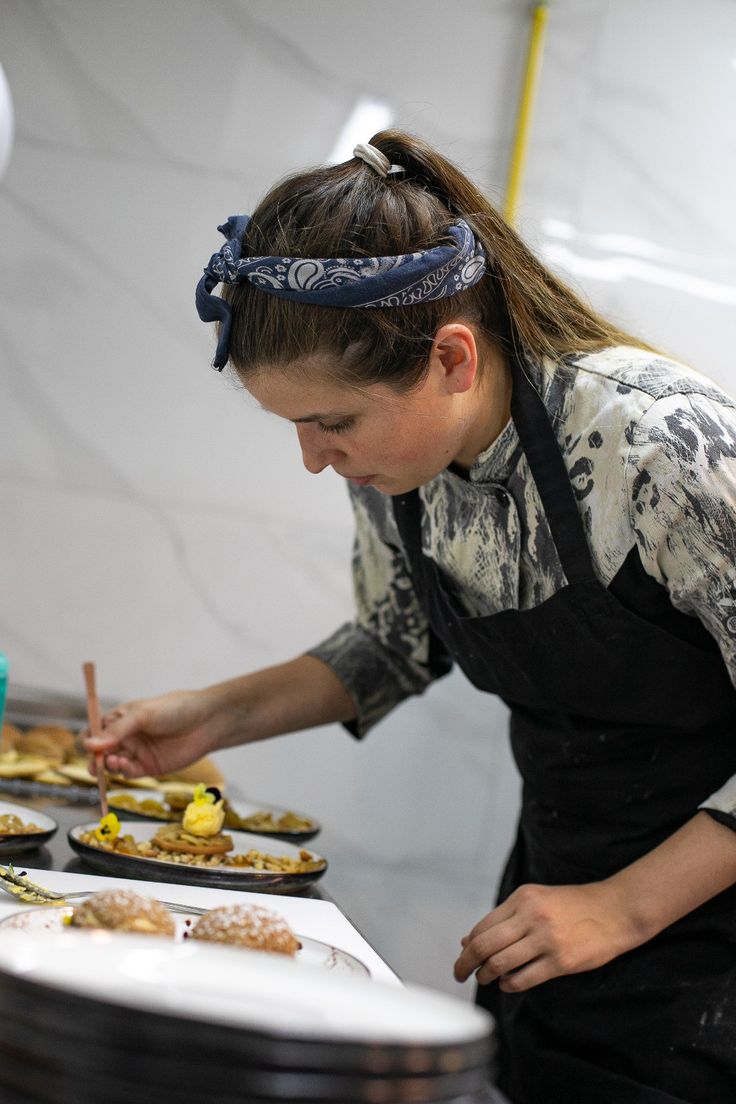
top-left (626, 390), bottom-right (736, 822)
top-left (307, 486), bottom-right (452, 737)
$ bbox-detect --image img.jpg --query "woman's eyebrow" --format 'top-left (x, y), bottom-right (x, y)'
top-left (255, 400), bottom-right (352, 422)
top-left (290, 412), bottom-right (350, 423)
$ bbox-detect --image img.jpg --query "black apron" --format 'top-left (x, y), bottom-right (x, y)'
top-left (392, 352), bottom-right (736, 1104)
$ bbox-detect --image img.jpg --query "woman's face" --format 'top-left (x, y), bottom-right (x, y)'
top-left (244, 372), bottom-right (455, 495)
top-left (244, 328), bottom-right (505, 495)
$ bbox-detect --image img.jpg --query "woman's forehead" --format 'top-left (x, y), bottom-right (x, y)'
top-left (245, 365), bottom-right (380, 419)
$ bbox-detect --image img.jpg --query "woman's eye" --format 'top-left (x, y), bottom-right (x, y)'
top-left (317, 418), bottom-right (354, 435)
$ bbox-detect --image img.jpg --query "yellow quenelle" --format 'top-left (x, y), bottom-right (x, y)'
top-left (182, 784), bottom-right (225, 838)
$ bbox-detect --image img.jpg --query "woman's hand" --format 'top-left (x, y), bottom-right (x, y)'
top-left (453, 881), bottom-right (638, 993)
top-left (82, 655), bottom-right (359, 781)
top-left (84, 689), bottom-right (220, 779)
top-left (455, 814), bottom-right (736, 993)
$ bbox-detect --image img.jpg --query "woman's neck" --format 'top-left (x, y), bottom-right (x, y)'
top-left (453, 348), bottom-right (512, 470)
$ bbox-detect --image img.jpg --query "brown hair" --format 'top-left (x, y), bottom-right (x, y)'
top-left (223, 129), bottom-right (650, 391)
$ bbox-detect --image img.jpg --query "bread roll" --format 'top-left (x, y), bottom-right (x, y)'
top-left (0, 723), bottom-right (22, 753)
top-left (70, 889), bottom-right (175, 937)
top-left (161, 756), bottom-right (224, 787)
top-left (17, 726), bottom-right (76, 762)
top-left (190, 904), bottom-right (300, 956)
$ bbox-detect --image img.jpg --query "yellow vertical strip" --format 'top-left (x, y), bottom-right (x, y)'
top-left (504, 3), bottom-right (550, 227)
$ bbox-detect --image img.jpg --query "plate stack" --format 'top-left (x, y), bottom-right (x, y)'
top-left (0, 930), bottom-right (501, 1104)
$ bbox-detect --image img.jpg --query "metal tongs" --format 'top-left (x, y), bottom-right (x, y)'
top-left (0, 865), bottom-right (208, 914)
top-left (0, 864), bottom-right (69, 904)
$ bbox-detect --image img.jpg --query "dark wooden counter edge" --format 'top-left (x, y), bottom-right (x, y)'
top-left (1, 795), bottom-right (401, 979)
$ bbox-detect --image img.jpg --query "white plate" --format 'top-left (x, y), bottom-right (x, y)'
top-left (0, 928), bottom-right (491, 1044)
top-left (106, 789), bottom-right (321, 841)
top-left (0, 800), bottom-right (58, 854)
top-left (0, 906), bottom-right (369, 976)
top-left (68, 820), bottom-right (327, 893)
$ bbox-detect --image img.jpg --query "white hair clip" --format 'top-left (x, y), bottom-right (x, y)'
top-left (353, 142), bottom-right (405, 177)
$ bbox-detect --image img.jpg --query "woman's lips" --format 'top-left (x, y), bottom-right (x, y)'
top-left (344, 474), bottom-right (376, 486)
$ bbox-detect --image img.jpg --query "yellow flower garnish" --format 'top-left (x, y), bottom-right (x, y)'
top-left (94, 812), bottom-right (121, 842)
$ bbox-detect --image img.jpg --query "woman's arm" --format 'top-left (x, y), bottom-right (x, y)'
top-left (202, 655), bottom-right (359, 746)
top-left (85, 654), bottom-right (357, 779)
top-left (454, 810), bottom-right (736, 991)
top-left (627, 390), bottom-right (736, 826)
top-left (86, 489), bottom-right (442, 776)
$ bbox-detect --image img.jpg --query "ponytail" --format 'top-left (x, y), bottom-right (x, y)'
top-left (222, 130), bottom-right (652, 388)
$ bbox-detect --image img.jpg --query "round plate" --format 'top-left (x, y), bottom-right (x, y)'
top-left (0, 939), bottom-right (494, 1100)
top-left (67, 820), bottom-right (327, 894)
top-left (0, 929), bottom-right (491, 1046)
top-left (106, 789), bottom-right (321, 842)
top-left (0, 906), bottom-right (369, 977)
top-left (0, 801), bottom-right (58, 855)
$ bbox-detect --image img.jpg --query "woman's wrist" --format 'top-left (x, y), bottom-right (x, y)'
top-left (601, 811), bottom-right (736, 947)
top-left (196, 679), bottom-right (258, 750)
top-left (599, 870), bottom-right (663, 948)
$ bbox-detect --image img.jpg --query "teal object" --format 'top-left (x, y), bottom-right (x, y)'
top-left (0, 652), bottom-right (7, 731)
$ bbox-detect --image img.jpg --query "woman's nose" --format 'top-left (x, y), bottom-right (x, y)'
top-left (296, 425), bottom-right (346, 474)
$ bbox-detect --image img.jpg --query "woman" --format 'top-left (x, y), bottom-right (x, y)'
top-left (88, 133), bottom-right (736, 1103)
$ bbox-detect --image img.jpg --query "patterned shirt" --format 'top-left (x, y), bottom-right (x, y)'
top-left (309, 346), bottom-right (736, 819)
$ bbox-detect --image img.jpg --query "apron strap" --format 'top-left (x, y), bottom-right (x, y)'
top-left (391, 490), bottom-right (426, 599)
top-left (509, 350), bottom-right (597, 585)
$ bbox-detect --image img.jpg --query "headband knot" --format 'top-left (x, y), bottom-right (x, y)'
top-left (195, 216), bottom-right (487, 370)
top-left (353, 142), bottom-right (405, 177)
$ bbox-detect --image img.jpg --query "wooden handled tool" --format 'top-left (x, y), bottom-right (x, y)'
top-left (82, 661), bottom-right (108, 817)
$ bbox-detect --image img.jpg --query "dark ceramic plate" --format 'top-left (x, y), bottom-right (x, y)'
top-left (0, 800), bottom-right (58, 855)
top-left (67, 820), bottom-right (327, 894)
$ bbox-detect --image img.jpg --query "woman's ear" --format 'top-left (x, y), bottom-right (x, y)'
top-left (432, 323), bottom-right (479, 395)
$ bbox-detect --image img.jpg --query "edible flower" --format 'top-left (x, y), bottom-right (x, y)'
top-left (94, 812), bottom-right (121, 842)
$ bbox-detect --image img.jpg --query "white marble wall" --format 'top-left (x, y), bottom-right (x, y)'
top-left (1, 0), bottom-right (735, 996)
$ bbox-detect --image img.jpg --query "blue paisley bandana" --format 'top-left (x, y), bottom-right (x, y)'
top-left (195, 214), bottom-right (487, 370)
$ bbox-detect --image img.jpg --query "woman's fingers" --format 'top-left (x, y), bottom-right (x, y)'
top-left (103, 750), bottom-right (141, 775)
top-left (462, 898), bottom-right (516, 945)
top-left (83, 702), bottom-right (161, 778)
top-left (102, 707), bottom-right (126, 726)
top-left (456, 882), bottom-right (640, 993)
top-left (84, 703), bottom-right (146, 752)
top-left (454, 915), bottom-right (528, 982)
top-left (473, 935), bottom-right (540, 986)
top-left (498, 957), bottom-right (555, 993)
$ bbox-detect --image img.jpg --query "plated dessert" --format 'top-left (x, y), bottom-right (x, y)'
top-left (0, 813), bottom-right (45, 835)
top-left (0, 800), bottom-right (58, 855)
top-left (188, 903), bottom-right (301, 957)
top-left (68, 891), bottom-right (300, 954)
top-left (107, 788), bottom-right (320, 841)
top-left (76, 819), bottom-right (321, 874)
top-left (69, 787), bottom-right (327, 892)
top-left (0, 891), bottom-right (368, 975)
top-left (69, 889), bottom-right (176, 938)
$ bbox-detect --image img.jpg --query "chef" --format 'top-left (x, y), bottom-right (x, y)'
top-left (88, 133), bottom-right (736, 1103)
